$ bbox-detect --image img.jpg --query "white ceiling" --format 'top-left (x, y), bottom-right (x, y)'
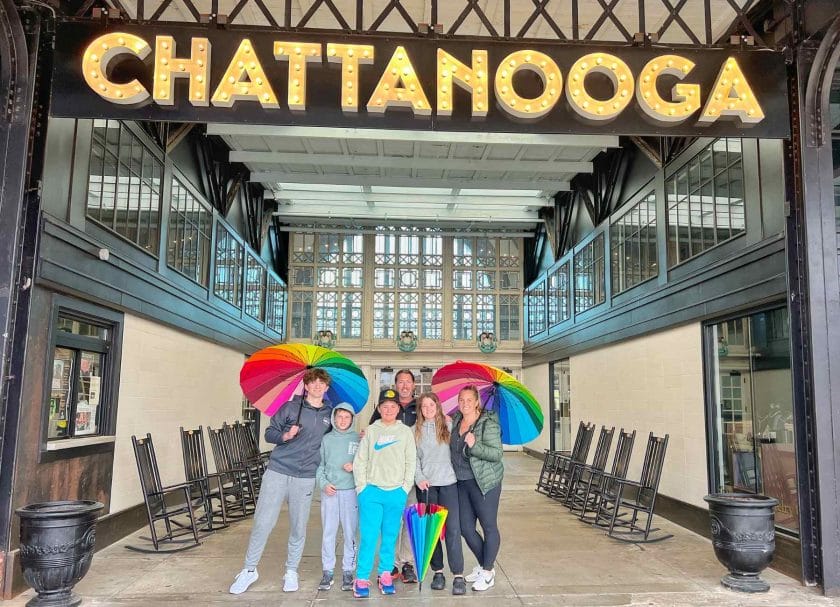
top-left (111, 0), bottom-right (748, 45)
top-left (207, 124), bottom-right (619, 226)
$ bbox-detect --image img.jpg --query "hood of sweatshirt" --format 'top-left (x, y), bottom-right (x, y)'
top-left (330, 402), bottom-right (356, 433)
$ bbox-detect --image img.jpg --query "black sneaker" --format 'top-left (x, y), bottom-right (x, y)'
top-left (431, 572), bottom-right (445, 590)
top-left (452, 576), bottom-right (467, 595)
top-left (341, 570), bottom-right (354, 591)
top-left (401, 563), bottom-right (417, 584)
top-left (318, 571), bottom-right (334, 591)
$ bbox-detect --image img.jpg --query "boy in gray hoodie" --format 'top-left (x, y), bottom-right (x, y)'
top-left (316, 403), bottom-right (361, 592)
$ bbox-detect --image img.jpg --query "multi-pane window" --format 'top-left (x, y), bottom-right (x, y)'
top-left (547, 263), bottom-right (571, 327)
top-left (167, 178), bottom-right (212, 286)
top-left (47, 315), bottom-right (114, 441)
top-left (244, 252), bottom-right (266, 320)
top-left (611, 191), bottom-right (658, 294)
top-left (574, 234), bottom-right (606, 314)
top-left (266, 274), bottom-right (287, 336)
top-left (374, 228), bottom-right (441, 341)
top-left (527, 281), bottom-right (546, 337)
top-left (667, 138), bottom-right (745, 265)
top-left (498, 295), bottom-right (521, 341)
top-left (290, 233), bottom-right (363, 339)
top-left (452, 236), bottom-right (521, 341)
top-left (86, 120), bottom-right (162, 253)
top-left (214, 223), bottom-right (243, 307)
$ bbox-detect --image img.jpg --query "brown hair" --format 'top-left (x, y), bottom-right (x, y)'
top-left (303, 367), bottom-right (331, 386)
top-left (394, 369), bottom-right (416, 383)
top-left (415, 392), bottom-right (451, 444)
top-left (458, 385), bottom-right (482, 410)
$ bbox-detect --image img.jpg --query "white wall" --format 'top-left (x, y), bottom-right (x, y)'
top-left (110, 314), bottom-right (245, 512)
top-left (569, 324), bottom-right (709, 507)
top-left (523, 362), bottom-right (551, 453)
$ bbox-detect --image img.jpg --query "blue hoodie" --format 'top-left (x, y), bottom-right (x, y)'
top-left (315, 403), bottom-right (360, 491)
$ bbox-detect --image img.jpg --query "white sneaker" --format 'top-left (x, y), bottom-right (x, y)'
top-left (284, 570), bottom-right (299, 592)
top-left (464, 565), bottom-right (483, 583)
top-left (471, 569), bottom-right (495, 591)
top-left (229, 568), bottom-right (258, 594)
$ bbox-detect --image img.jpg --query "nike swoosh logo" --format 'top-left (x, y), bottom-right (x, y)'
top-left (374, 440), bottom-right (398, 451)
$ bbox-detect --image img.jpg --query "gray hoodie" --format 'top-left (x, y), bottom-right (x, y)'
top-left (265, 395), bottom-right (333, 478)
top-left (316, 403), bottom-right (360, 491)
top-left (415, 419), bottom-right (457, 487)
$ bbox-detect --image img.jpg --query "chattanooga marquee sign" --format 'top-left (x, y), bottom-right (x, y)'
top-left (50, 22), bottom-right (790, 138)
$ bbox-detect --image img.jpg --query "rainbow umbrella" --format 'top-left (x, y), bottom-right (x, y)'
top-left (240, 344), bottom-right (369, 415)
top-left (404, 502), bottom-right (448, 590)
top-left (432, 361), bottom-right (544, 445)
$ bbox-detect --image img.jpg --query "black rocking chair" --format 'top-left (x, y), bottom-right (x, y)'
top-left (593, 433), bottom-right (672, 543)
top-left (536, 421), bottom-right (587, 494)
top-left (558, 425), bottom-right (615, 505)
top-left (129, 433), bottom-right (201, 553)
top-left (180, 426), bottom-right (228, 531)
top-left (568, 428), bottom-right (636, 518)
top-left (545, 422), bottom-right (596, 500)
top-left (207, 425), bottom-right (257, 518)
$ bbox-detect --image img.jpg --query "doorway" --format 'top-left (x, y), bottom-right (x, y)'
top-left (550, 359), bottom-right (571, 452)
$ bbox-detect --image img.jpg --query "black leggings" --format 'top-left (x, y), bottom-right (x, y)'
top-left (457, 479), bottom-right (501, 570)
top-left (416, 483), bottom-right (463, 574)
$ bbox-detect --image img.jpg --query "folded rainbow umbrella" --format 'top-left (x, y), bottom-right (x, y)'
top-left (240, 343), bottom-right (369, 415)
top-left (404, 502), bottom-right (448, 590)
top-left (432, 361), bottom-right (544, 445)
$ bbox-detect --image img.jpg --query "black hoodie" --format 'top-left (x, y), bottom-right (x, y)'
top-left (265, 395), bottom-right (334, 478)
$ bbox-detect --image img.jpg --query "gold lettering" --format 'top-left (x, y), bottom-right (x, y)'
top-left (327, 43), bottom-right (374, 112)
top-left (636, 55), bottom-right (700, 123)
top-left (211, 39), bottom-right (279, 108)
top-left (82, 33), bottom-right (151, 104)
top-left (274, 42), bottom-right (322, 111)
top-left (153, 36), bottom-right (211, 106)
top-left (699, 57), bottom-right (764, 125)
top-left (436, 49), bottom-right (488, 117)
top-left (566, 52), bottom-right (634, 121)
top-left (366, 46), bottom-right (431, 116)
top-left (494, 50), bottom-right (562, 120)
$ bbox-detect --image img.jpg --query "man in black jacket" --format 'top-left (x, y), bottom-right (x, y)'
top-left (369, 369), bottom-right (418, 583)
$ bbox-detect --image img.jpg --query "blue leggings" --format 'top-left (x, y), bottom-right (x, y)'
top-left (356, 486), bottom-right (408, 580)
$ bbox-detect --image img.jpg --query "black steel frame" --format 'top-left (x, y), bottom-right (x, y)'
top-left (63, 0), bottom-right (777, 48)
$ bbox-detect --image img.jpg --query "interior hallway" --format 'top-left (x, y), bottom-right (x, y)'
top-left (8, 454), bottom-right (836, 606)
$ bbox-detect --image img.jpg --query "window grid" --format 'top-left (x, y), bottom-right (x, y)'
top-left (499, 295), bottom-right (521, 341)
top-left (167, 178), bottom-right (212, 286)
top-left (611, 191), bottom-right (658, 294)
top-left (244, 252), bottom-right (266, 320)
top-left (574, 235), bottom-right (606, 314)
top-left (214, 223), bottom-right (243, 307)
top-left (527, 282), bottom-right (546, 337)
top-left (667, 138), bottom-right (745, 266)
top-left (266, 275), bottom-right (287, 335)
top-left (86, 120), bottom-right (162, 254)
top-left (547, 263), bottom-right (571, 327)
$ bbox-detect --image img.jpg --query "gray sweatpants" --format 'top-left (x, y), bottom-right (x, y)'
top-left (244, 470), bottom-right (316, 572)
top-left (320, 488), bottom-right (358, 573)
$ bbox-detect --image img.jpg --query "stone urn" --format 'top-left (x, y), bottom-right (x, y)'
top-left (704, 493), bottom-right (779, 593)
top-left (16, 500), bottom-right (104, 607)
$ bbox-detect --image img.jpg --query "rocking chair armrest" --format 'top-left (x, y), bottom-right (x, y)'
top-left (147, 482), bottom-right (194, 498)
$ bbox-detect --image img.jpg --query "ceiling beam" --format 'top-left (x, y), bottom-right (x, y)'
top-left (207, 123), bottom-right (620, 149)
top-left (272, 205), bottom-right (541, 222)
top-left (250, 171), bottom-right (571, 192)
top-left (268, 191), bottom-right (550, 206)
top-left (232, 150), bottom-right (593, 174)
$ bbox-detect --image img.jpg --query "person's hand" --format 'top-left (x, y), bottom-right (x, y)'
top-left (417, 480), bottom-right (430, 491)
top-left (359, 429), bottom-right (366, 439)
top-left (343, 462), bottom-right (353, 472)
top-left (283, 425), bottom-right (301, 442)
top-left (464, 432), bottom-right (476, 448)
top-left (325, 484), bottom-right (337, 496)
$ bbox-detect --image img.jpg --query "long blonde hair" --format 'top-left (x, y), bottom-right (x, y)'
top-left (415, 392), bottom-right (451, 444)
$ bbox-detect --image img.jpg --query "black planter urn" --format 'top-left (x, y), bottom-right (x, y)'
top-left (16, 500), bottom-right (104, 607)
top-left (704, 493), bottom-right (779, 593)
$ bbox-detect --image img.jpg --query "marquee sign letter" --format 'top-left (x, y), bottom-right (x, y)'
top-left (153, 36), bottom-right (211, 106)
top-left (327, 43), bottom-right (375, 112)
top-left (699, 57), bottom-right (765, 125)
top-left (566, 52), bottom-right (634, 121)
top-left (367, 46), bottom-right (431, 116)
top-left (275, 42), bottom-right (322, 111)
top-left (494, 50), bottom-right (562, 120)
top-left (436, 49), bottom-right (489, 118)
top-left (82, 33), bottom-right (151, 104)
top-left (211, 39), bottom-right (279, 108)
top-left (636, 55), bottom-right (700, 123)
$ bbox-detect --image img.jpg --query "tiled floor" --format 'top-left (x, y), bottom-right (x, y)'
top-left (8, 454), bottom-right (838, 606)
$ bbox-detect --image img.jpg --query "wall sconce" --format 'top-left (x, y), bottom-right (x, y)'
top-left (397, 330), bottom-right (418, 352)
top-left (313, 329), bottom-right (336, 350)
top-left (478, 331), bottom-right (498, 353)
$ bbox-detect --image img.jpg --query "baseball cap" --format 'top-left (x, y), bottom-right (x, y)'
top-left (377, 388), bottom-right (398, 405)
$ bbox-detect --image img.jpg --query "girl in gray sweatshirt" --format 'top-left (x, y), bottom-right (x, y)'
top-left (414, 392), bottom-right (466, 595)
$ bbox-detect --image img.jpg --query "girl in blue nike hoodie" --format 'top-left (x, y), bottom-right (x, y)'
top-left (352, 390), bottom-right (416, 597)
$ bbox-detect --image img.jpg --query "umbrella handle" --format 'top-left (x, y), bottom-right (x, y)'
top-left (295, 386), bottom-right (308, 426)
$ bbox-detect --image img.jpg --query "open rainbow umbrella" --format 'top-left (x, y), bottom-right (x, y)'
top-left (432, 361), bottom-right (544, 445)
top-left (404, 501), bottom-right (448, 590)
top-left (240, 344), bottom-right (369, 415)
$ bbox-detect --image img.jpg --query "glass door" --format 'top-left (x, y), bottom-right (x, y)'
top-left (708, 307), bottom-right (798, 533)
top-left (550, 360), bottom-right (571, 452)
